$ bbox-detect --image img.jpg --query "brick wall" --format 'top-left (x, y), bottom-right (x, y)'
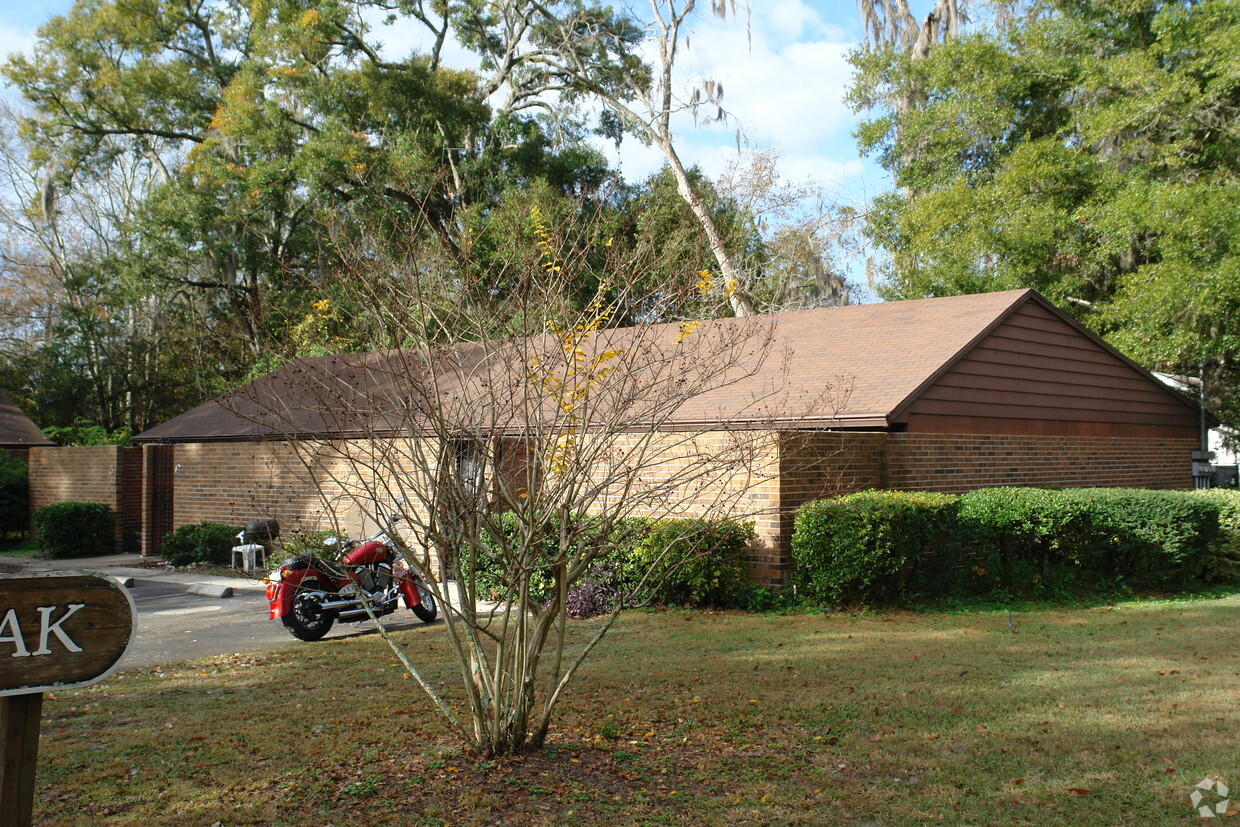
top-left (883, 433), bottom-right (1197, 492)
top-left (567, 430), bottom-right (784, 583)
top-left (169, 438), bottom-right (452, 573)
top-left (166, 432), bottom-right (790, 581)
top-left (28, 445), bottom-right (143, 551)
top-left (172, 440), bottom-right (418, 537)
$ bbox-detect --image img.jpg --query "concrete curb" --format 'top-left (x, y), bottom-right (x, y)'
top-left (187, 583), bottom-right (234, 599)
top-left (0, 555), bottom-right (270, 594)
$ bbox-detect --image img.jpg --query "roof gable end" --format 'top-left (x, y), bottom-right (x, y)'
top-left (893, 291), bottom-right (1200, 436)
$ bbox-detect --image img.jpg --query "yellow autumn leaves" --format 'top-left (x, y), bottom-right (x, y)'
top-left (526, 207), bottom-right (711, 474)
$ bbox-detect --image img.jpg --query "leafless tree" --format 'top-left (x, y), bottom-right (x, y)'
top-left (223, 204), bottom-right (848, 756)
top-left (716, 147), bottom-right (856, 310)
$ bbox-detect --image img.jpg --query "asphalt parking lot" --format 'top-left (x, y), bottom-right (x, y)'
top-left (121, 578), bottom-right (434, 669)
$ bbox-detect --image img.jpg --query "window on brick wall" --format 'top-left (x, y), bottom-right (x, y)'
top-left (452, 438), bottom-right (486, 505)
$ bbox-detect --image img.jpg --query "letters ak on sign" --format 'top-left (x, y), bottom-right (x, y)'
top-left (0, 604), bottom-right (86, 658)
top-left (1, 573), bottom-right (135, 827)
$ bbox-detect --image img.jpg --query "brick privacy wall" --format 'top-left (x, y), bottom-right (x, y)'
top-left (28, 445), bottom-right (142, 551)
top-left (117, 448), bottom-right (142, 551)
top-left (883, 433), bottom-right (1198, 492)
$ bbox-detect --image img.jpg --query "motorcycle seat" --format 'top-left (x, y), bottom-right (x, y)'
top-left (314, 557), bottom-right (348, 581)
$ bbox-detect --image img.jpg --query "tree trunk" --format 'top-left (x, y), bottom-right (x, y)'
top-left (658, 139), bottom-right (756, 317)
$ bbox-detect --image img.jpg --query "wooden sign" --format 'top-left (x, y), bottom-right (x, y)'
top-left (0, 573), bottom-right (135, 696)
top-left (0, 572), bottom-right (135, 826)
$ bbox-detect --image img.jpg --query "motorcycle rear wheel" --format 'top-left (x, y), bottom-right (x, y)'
top-left (412, 582), bottom-right (437, 623)
top-left (282, 581), bottom-right (335, 641)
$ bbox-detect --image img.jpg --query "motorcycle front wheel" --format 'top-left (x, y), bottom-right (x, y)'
top-left (282, 581), bottom-right (335, 641)
top-left (412, 581), bottom-right (437, 623)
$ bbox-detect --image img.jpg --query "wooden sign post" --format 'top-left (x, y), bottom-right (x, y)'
top-left (0, 573), bottom-right (135, 826)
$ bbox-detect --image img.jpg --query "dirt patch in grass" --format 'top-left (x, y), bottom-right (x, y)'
top-left (31, 594), bottom-right (1240, 825)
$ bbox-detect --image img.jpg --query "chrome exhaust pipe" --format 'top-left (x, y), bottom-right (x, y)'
top-left (316, 598), bottom-right (356, 611)
top-left (336, 601), bottom-right (396, 620)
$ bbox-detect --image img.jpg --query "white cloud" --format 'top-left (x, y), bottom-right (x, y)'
top-left (593, 0), bottom-right (878, 200)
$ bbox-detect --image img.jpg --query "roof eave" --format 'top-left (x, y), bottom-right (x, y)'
top-left (130, 414), bottom-right (897, 445)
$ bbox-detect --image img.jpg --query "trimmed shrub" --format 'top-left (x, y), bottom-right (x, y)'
top-left (791, 490), bottom-right (960, 605)
top-left (161, 522), bottom-right (238, 567)
top-left (0, 453), bottom-right (28, 535)
top-left (32, 501), bottom-right (114, 558)
top-left (1061, 489), bottom-right (1219, 587)
top-left (627, 518), bottom-right (756, 608)
top-left (1194, 489), bottom-right (1240, 581)
top-left (794, 487), bottom-right (1227, 606)
top-left (956, 487), bottom-right (1096, 594)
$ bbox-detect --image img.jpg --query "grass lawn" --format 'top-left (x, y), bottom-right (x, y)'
top-left (32, 594), bottom-right (1240, 825)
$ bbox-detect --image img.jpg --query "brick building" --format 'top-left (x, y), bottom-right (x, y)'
top-left (132, 290), bottom-right (1203, 582)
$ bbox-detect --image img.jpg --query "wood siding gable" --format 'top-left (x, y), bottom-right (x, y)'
top-left (893, 294), bottom-right (1200, 438)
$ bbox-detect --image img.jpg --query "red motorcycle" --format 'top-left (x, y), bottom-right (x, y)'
top-left (263, 506), bottom-right (437, 641)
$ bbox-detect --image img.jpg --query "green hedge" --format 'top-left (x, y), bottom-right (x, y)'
top-left (32, 501), bottom-right (114, 559)
top-left (792, 487), bottom-right (1229, 606)
top-left (956, 487), bottom-right (1092, 587)
top-left (629, 519), bottom-right (755, 607)
top-left (955, 488), bottom-right (1220, 595)
top-left (161, 522), bottom-right (238, 567)
top-left (1193, 489), bottom-right (1240, 581)
top-left (1059, 489), bottom-right (1218, 586)
top-left (790, 490), bottom-right (959, 605)
top-left (0, 453), bottom-right (28, 535)
top-left (466, 512), bottom-right (755, 610)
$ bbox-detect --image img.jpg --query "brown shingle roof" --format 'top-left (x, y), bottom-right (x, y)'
top-left (134, 289), bottom-right (1121, 443)
top-left (0, 391), bottom-right (54, 447)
